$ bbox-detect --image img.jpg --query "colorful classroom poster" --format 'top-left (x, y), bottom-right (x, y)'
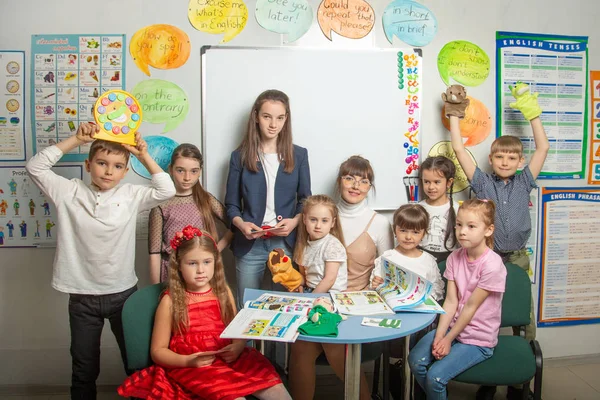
top-left (538, 188), bottom-right (600, 327)
top-left (589, 71), bottom-right (600, 184)
top-left (0, 51), bottom-right (26, 161)
top-left (526, 188), bottom-right (540, 283)
top-left (0, 165), bottom-right (82, 248)
top-left (30, 34), bottom-right (126, 162)
top-left (496, 32), bottom-right (589, 179)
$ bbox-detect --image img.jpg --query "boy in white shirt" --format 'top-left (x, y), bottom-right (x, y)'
top-left (26, 123), bottom-right (175, 399)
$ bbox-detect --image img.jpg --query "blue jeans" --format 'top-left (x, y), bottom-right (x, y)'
top-left (235, 236), bottom-right (292, 308)
top-left (408, 329), bottom-right (493, 400)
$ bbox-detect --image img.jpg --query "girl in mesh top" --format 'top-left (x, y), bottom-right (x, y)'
top-left (148, 144), bottom-right (232, 283)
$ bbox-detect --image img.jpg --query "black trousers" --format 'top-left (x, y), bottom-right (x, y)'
top-left (68, 285), bottom-right (137, 399)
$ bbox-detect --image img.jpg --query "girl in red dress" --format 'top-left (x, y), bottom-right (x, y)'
top-left (118, 226), bottom-right (291, 400)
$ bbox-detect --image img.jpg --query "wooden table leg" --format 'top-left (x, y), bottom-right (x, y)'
top-left (344, 343), bottom-right (361, 400)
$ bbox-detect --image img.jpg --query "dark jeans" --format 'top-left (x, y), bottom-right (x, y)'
top-left (69, 285), bottom-right (137, 399)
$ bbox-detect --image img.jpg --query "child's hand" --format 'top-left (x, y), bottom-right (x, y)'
top-left (122, 132), bottom-right (147, 158)
top-left (187, 350), bottom-right (218, 368)
top-left (509, 82), bottom-right (542, 121)
top-left (75, 122), bottom-right (99, 144)
top-left (432, 337), bottom-right (451, 360)
top-left (371, 276), bottom-right (384, 288)
top-left (219, 341), bottom-right (245, 363)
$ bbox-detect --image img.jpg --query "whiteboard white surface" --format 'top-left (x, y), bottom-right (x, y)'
top-left (201, 46), bottom-right (422, 209)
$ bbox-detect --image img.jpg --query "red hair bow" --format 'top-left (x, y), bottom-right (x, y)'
top-left (170, 225), bottom-right (216, 250)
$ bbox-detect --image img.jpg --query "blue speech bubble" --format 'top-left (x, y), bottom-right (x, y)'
top-left (255, 0), bottom-right (313, 43)
top-left (131, 135), bottom-right (179, 180)
top-left (382, 0), bottom-right (437, 47)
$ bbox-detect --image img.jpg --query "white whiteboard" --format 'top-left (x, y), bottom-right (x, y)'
top-left (201, 46), bottom-right (422, 210)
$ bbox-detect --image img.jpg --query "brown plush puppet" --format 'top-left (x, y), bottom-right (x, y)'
top-left (267, 248), bottom-right (303, 292)
top-left (441, 84), bottom-right (470, 119)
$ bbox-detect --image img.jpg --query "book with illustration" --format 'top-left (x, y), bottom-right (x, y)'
top-left (331, 256), bottom-right (445, 315)
top-left (220, 293), bottom-right (312, 343)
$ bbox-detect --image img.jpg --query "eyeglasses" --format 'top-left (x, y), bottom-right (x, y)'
top-left (341, 175), bottom-right (371, 191)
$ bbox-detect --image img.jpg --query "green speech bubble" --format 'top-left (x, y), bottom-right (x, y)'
top-left (437, 40), bottom-right (490, 87)
top-left (132, 79), bottom-right (189, 132)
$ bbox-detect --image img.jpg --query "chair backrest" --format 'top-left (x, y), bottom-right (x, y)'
top-left (436, 260), bottom-right (531, 328)
top-left (500, 263), bottom-right (531, 328)
top-left (122, 283), bottom-right (165, 370)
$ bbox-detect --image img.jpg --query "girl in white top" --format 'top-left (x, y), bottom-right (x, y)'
top-left (336, 155), bottom-right (394, 291)
top-left (294, 195), bottom-right (347, 293)
top-left (289, 195), bottom-right (352, 400)
top-left (419, 156), bottom-right (459, 264)
top-left (372, 204), bottom-right (445, 301)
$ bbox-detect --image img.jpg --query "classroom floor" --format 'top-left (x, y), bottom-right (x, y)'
top-left (0, 355), bottom-right (598, 400)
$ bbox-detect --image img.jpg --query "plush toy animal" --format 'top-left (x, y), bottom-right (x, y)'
top-left (441, 84), bottom-right (470, 119)
top-left (267, 248), bottom-right (303, 292)
top-left (509, 82), bottom-right (542, 121)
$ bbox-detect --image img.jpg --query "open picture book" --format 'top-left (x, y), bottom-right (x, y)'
top-left (220, 293), bottom-right (312, 343)
top-left (331, 256), bottom-right (445, 315)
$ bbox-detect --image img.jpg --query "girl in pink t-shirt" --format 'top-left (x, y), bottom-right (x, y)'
top-left (408, 199), bottom-right (506, 400)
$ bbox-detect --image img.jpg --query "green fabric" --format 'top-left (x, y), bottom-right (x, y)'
top-left (298, 305), bottom-right (342, 337)
top-left (506, 250), bottom-right (536, 340)
top-left (453, 335), bottom-right (536, 385)
top-left (501, 263), bottom-right (531, 328)
top-left (121, 283), bottom-right (165, 370)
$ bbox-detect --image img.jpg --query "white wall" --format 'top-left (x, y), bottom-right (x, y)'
top-left (1, 0), bottom-right (599, 385)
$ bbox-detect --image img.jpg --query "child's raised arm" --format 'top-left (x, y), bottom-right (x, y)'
top-left (449, 116), bottom-right (476, 182)
top-left (150, 295), bottom-right (216, 368)
top-left (525, 117), bottom-right (549, 179)
top-left (509, 82), bottom-right (549, 179)
top-left (26, 123), bottom-right (99, 205)
top-left (122, 132), bottom-right (163, 175)
top-left (312, 261), bottom-right (341, 293)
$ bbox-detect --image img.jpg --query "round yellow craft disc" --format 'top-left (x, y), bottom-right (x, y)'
top-left (93, 89), bottom-right (142, 145)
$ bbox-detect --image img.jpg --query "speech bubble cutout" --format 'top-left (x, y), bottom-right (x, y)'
top-left (382, 0), bottom-right (437, 46)
top-left (317, 0), bottom-right (375, 41)
top-left (132, 79), bottom-right (189, 133)
top-left (428, 141), bottom-right (476, 193)
top-left (130, 25), bottom-right (191, 77)
top-left (441, 96), bottom-right (492, 147)
top-left (437, 41), bottom-right (490, 87)
top-left (255, 0), bottom-right (313, 43)
top-left (188, 0), bottom-right (248, 43)
top-left (131, 136), bottom-right (179, 180)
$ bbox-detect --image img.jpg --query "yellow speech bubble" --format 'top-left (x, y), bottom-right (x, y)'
top-left (188, 0), bottom-right (248, 43)
top-left (130, 25), bottom-right (191, 77)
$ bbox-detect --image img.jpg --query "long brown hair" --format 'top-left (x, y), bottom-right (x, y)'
top-left (169, 144), bottom-right (218, 239)
top-left (458, 199), bottom-right (496, 249)
top-left (294, 195), bottom-right (346, 265)
top-left (168, 231), bottom-right (235, 334)
top-left (419, 156), bottom-right (457, 251)
top-left (238, 89), bottom-right (295, 173)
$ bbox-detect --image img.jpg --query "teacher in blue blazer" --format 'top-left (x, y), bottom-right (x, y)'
top-left (225, 90), bottom-right (311, 305)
